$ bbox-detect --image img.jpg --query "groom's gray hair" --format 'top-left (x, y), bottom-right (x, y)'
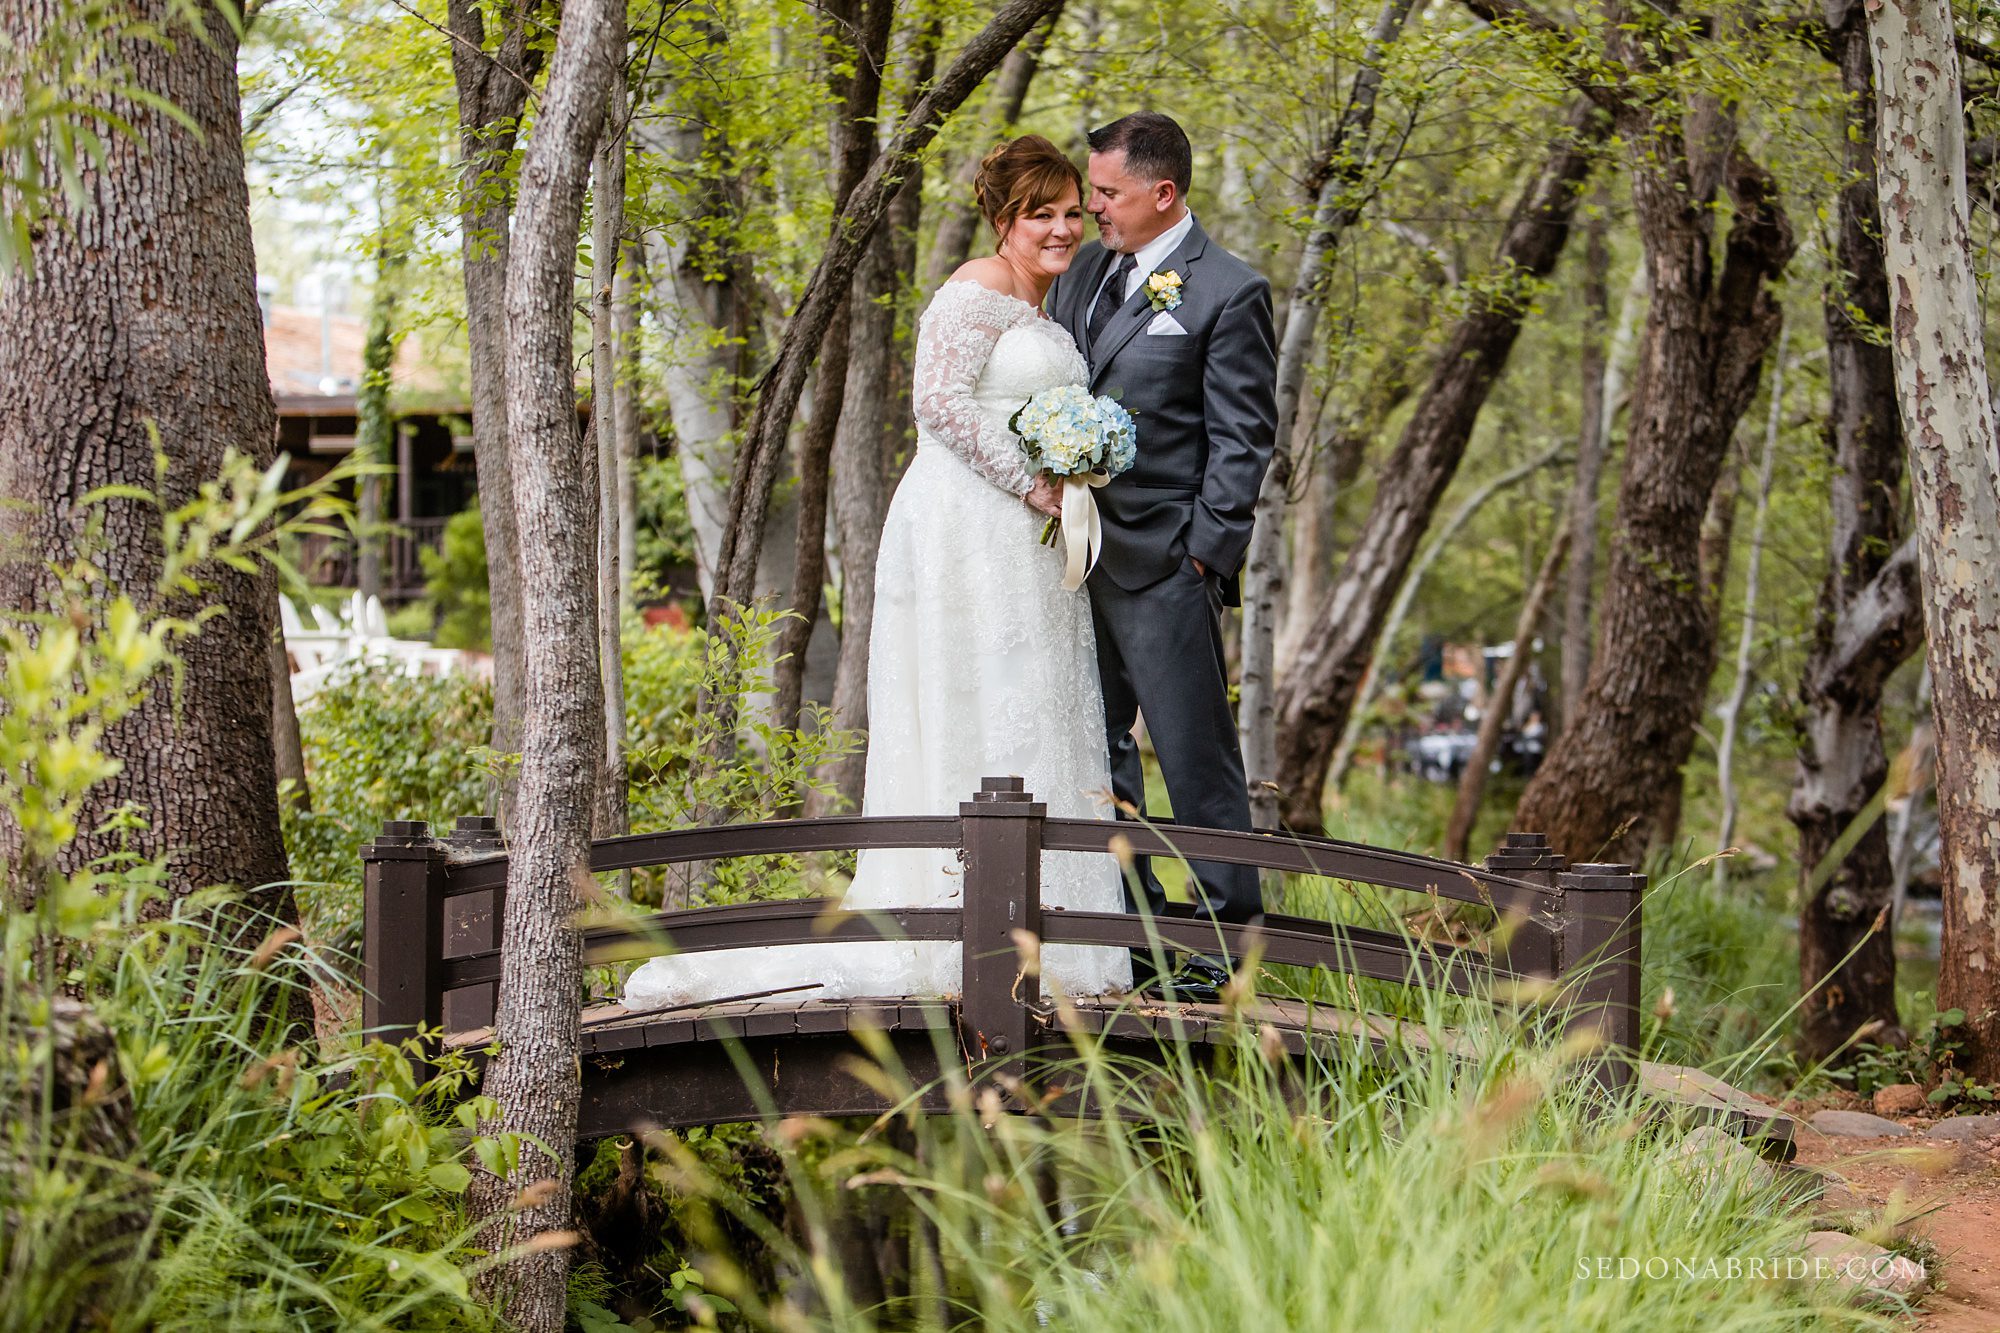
top-left (1087, 112), bottom-right (1193, 199)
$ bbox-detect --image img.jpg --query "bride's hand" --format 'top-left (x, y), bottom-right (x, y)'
top-left (1025, 475), bottom-right (1063, 517)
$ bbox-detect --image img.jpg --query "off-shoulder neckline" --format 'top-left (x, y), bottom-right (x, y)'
top-left (936, 278), bottom-right (1053, 321)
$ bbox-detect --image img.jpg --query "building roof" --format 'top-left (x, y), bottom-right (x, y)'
top-left (264, 304), bottom-right (462, 414)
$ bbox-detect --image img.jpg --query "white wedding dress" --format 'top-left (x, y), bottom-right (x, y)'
top-left (623, 280), bottom-right (1130, 1009)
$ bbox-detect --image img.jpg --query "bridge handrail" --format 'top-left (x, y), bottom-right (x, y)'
top-left (361, 776), bottom-right (1641, 1095)
top-left (442, 815), bottom-right (966, 895)
top-left (1040, 819), bottom-right (1554, 915)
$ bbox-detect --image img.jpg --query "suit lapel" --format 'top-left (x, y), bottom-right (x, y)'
top-left (1089, 215), bottom-right (1210, 390)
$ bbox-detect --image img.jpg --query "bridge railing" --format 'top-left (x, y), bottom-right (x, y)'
top-left (361, 776), bottom-right (1642, 1091)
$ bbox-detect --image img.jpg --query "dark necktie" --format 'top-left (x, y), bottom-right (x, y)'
top-left (1087, 252), bottom-right (1137, 349)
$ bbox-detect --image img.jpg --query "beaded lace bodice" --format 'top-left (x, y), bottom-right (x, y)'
top-left (911, 280), bottom-right (1089, 495)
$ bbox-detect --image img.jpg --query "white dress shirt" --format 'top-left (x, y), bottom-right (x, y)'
top-left (1089, 208), bottom-right (1196, 325)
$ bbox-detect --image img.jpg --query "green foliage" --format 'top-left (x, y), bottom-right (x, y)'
top-left (1637, 858), bottom-right (1802, 1082)
top-left (622, 605), bottom-right (860, 905)
top-left (665, 993), bottom-right (1879, 1331)
top-left (1, 890), bottom-right (504, 1331)
top-left (632, 454), bottom-right (699, 592)
top-left (418, 503), bottom-right (493, 652)
top-left (1838, 1004), bottom-right (2000, 1110)
top-left (282, 664), bottom-right (495, 951)
top-left (1, 453), bottom-right (501, 1330)
top-left (0, 0), bottom-right (219, 278)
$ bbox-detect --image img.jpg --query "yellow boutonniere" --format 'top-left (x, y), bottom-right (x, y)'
top-left (1144, 269), bottom-right (1184, 312)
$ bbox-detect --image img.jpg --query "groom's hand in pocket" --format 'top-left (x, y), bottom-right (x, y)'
top-left (1190, 557), bottom-right (1207, 577)
top-left (1025, 475), bottom-right (1063, 517)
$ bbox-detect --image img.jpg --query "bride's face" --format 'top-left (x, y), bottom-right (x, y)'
top-left (1000, 186), bottom-right (1084, 278)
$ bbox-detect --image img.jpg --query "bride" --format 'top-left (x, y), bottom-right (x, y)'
top-left (624, 136), bottom-right (1130, 1009)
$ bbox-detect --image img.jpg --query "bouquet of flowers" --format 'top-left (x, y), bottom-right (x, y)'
top-left (1009, 384), bottom-right (1138, 590)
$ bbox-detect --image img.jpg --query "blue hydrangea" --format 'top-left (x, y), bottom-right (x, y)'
top-left (1010, 384), bottom-right (1138, 480)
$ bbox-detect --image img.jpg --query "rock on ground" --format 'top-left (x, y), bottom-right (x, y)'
top-left (1810, 1109), bottom-right (1911, 1138)
top-left (1675, 1124), bottom-right (1777, 1195)
top-left (1800, 1230), bottom-right (1928, 1301)
top-left (1872, 1083), bottom-right (1927, 1117)
top-left (1927, 1114), bottom-right (2000, 1143)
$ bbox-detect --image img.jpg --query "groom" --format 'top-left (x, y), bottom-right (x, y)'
top-left (1046, 111), bottom-right (1278, 998)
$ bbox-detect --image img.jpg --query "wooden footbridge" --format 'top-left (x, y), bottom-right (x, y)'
top-left (362, 777), bottom-right (1794, 1155)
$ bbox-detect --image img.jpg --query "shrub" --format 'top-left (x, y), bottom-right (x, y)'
top-left (418, 503), bottom-right (492, 652)
top-left (282, 665), bottom-right (494, 953)
top-left (1, 451), bottom-right (504, 1331)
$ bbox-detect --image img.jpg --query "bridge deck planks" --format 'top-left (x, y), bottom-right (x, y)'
top-left (442, 992), bottom-right (1794, 1155)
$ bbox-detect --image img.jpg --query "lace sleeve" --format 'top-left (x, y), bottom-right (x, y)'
top-left (911, 282), bottom-right (1037, 496)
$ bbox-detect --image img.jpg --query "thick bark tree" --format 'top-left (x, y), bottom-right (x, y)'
top-left (1869, 0), bottom-right (2000, 1079)
top-left (1240, 0), bottom-right (1421, 830)
top-left (1783, 0), bottom-right (1923, 1062)
top-left (447, 0), bottom-right (542, 817)
top-left (0, 0), bottom-right (292, 921)
top-left (1270, 100), bottom-right (1605, 831)
top-left (1479, 0), bottom-right (1799, 864)
top-left (464, 0), bottom-right (619, 1325)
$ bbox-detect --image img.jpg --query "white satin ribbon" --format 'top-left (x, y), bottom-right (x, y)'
top-left (1059, 470), bottom-right (1112, 591)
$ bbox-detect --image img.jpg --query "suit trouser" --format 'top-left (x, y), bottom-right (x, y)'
top-left (1089, 555), bottom-right (1263, 926)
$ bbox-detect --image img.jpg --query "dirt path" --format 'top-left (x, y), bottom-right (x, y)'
top-left (1789, 1124), bottom-right (2000, 1330)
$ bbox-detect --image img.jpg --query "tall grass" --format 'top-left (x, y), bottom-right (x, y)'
top-left (0, 887), bottom-right (502, 1332)
top-left (657, 980), bottom-right (1886, 1333)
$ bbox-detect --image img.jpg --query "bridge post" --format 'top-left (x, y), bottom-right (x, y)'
top-left (362, 820), bottom-right (447, 1077)
top-left (1557, 862), bottom-right (1643, 1098)
top-left (959, 777), bottom-right (1044, 1093)
top-left (1485, 831), bottom-right (1566, 983)
top-left (442, 815), bottom-right (504, 1033)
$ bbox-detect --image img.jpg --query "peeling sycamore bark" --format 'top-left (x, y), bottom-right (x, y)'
top-left (1870, 0), bottom-right (2000, 1077)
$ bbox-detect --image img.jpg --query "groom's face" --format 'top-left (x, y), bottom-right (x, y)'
top-left (1087, 149), bottom-right (1178, 254)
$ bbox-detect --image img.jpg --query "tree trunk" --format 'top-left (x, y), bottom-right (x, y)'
top-left (630, 30), bottom-right (766, 604)
top-left (1443, 518), bottom-right (1570, 861)
top-left (1559, 203), bottom-right (1611, 728)
top-left (1869, 0), bottom-right (2000, 1079)
top-left (0, 0), bottom-right (292, 923)
top-left (816, 15), bottom-right (943, 814)
top-left (1560, 251), bottom-right (1649, 729)
top-left (771, 0), bottom-right (894, 734)
top-left (356, 236), bottom-right (401, 605)
top-left (1784, 1), bottom-right (1920, 1064)
top-left (1511, 105), bottom-right (1796, 863)
top-left (1270, 100), bottom-right (1605, 831)
top-left (448, 0), bottom-right (542, 823)
top-left (592, 56), bottom-right (630, 843)
top-left (615, 235), bottom-right (643, 613)
top-left (709, 0), bottom-right (1069, 625)
top-left (465, 0), bottom-right (619, 1324)
top-left (924, 3), bottom-right (1066, 284)
top-left (1241, 0), bottom-right (1421, 830)
top-left (1327, 438), bottom-right (1564, 788)
top-left (270, 633), bottom-right (310, 813)
top-left (1714, 326), bottom-right (1788, 875)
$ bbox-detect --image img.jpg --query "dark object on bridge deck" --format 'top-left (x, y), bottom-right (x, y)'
top-left (360, 780), bottom-right (1794, 1156)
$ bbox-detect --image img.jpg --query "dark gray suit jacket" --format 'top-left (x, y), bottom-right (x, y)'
top-left (1047, 214), bottom-right (1277, 604)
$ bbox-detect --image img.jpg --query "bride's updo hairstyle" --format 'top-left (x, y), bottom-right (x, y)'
top-left (974, 134), bottom-right (1082, 246)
